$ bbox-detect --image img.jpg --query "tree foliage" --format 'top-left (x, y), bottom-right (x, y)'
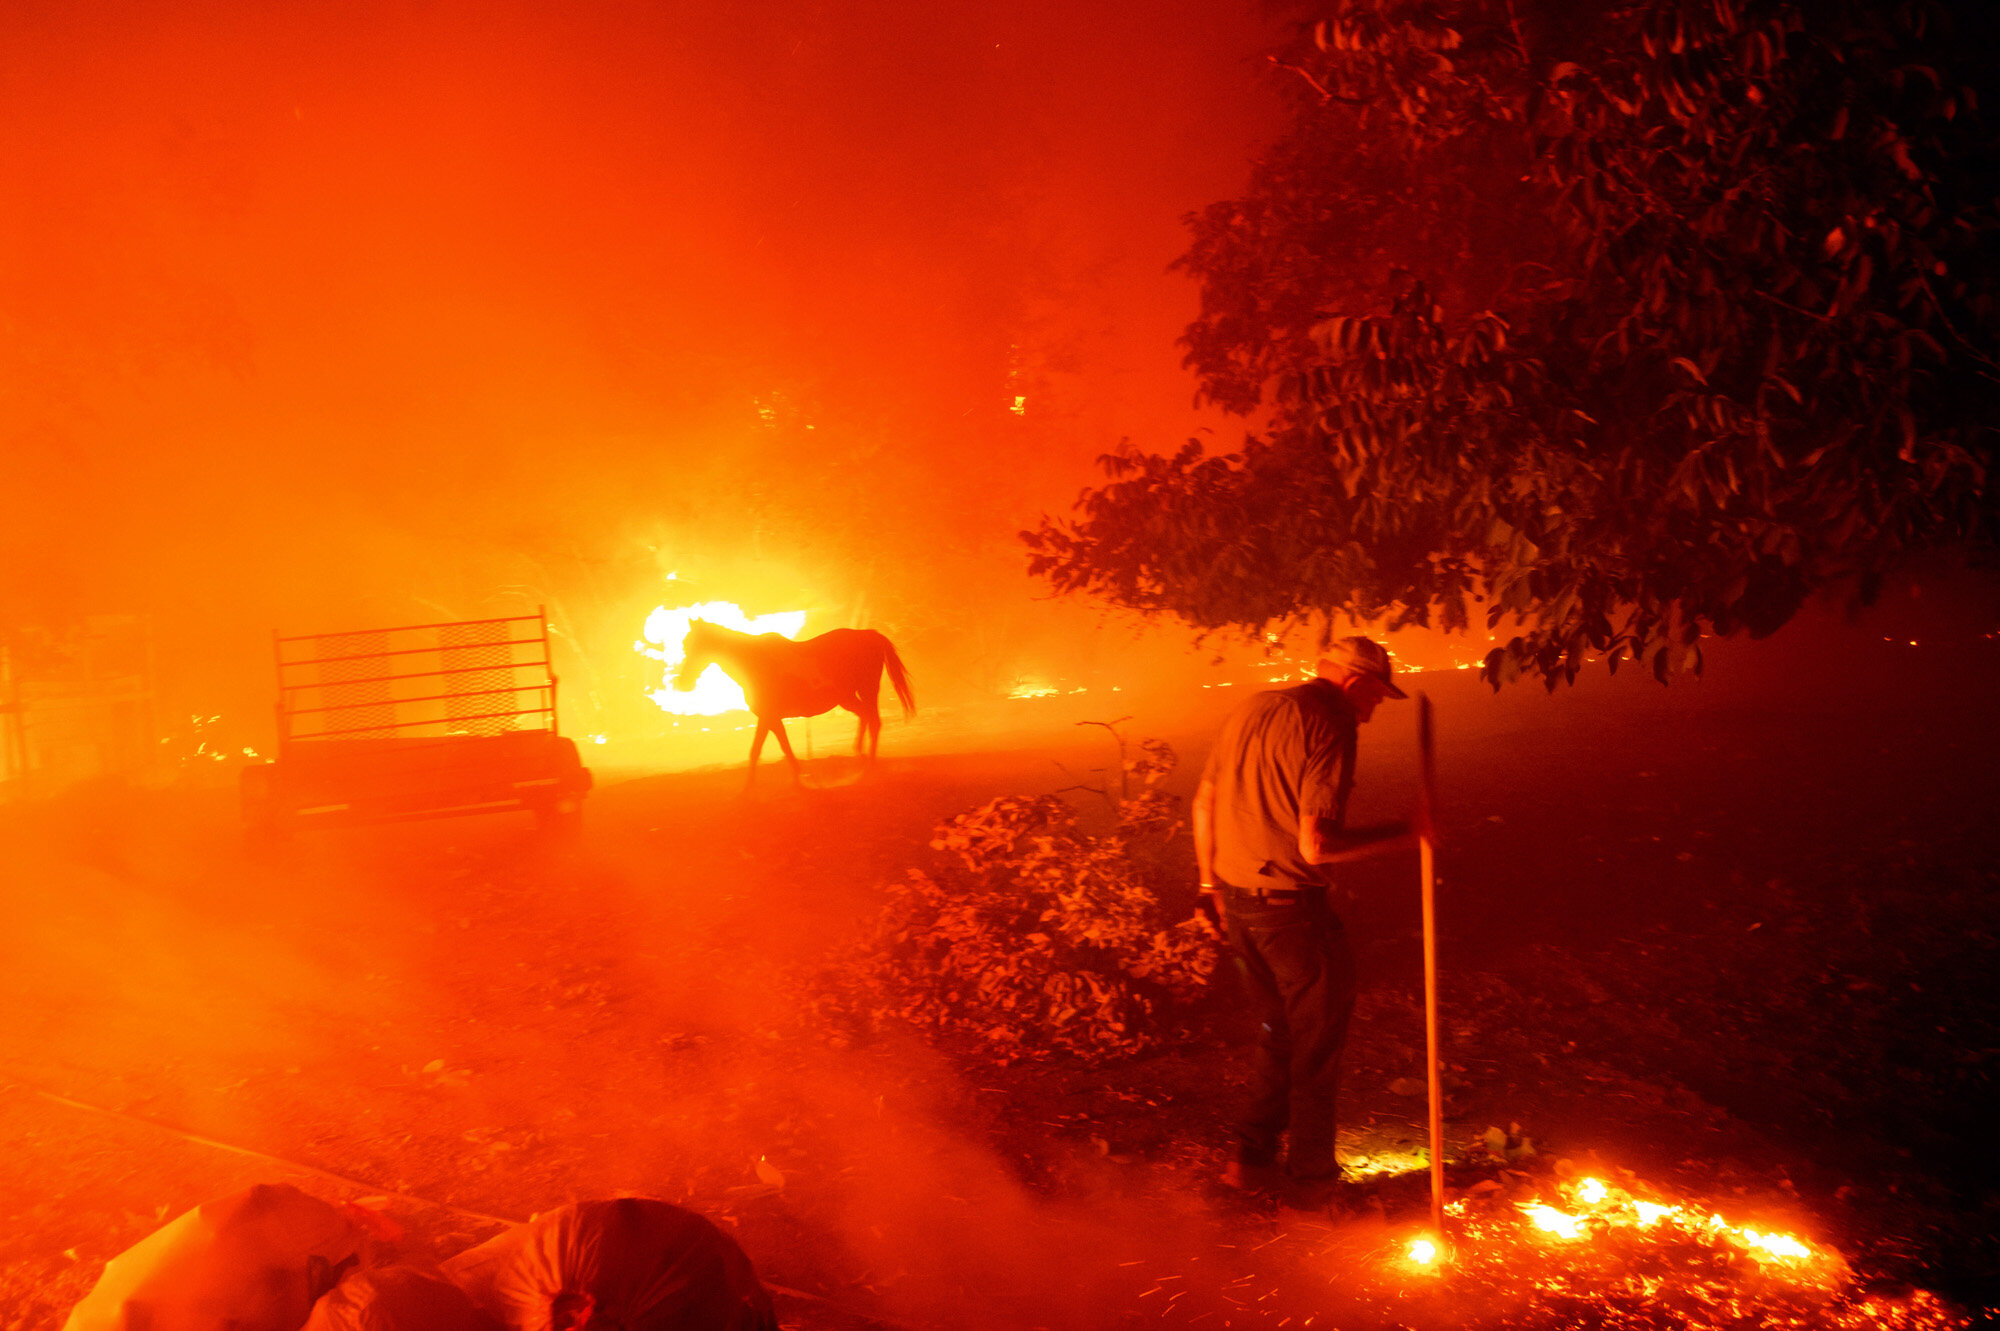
top-left (1026, 0), bottom-right (1998, 686)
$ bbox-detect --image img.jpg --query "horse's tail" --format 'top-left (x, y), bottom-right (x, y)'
top-left (880, 637), bottom-right (916, 719)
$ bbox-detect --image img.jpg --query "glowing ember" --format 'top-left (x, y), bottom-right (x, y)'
top-left (1633, 1199), bottom-right (1683, 1227)
top-left (1739, 1227), bottom-right (1815, 1263)
top-left (1554, 1174), bottom-right (1829, 1269)
top-left (1519, 1202), bottom-right (1586, 1239)
top-left (636, 601), bottom-right (807, 716)
top-left (1371, 1168), bottom-right (1949, 1325)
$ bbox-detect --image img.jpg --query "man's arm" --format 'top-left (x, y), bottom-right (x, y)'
top-left (1301, 817), bottom-right (1416, 866)
top-left (1192, 779), bottom-right (1221, 917)
top-left (1295, 708), bottom-right (1412, 864)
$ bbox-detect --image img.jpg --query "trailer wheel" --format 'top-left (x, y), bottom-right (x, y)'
top-left (240, 764), bottom-right (291, 848)
top-left (535, 798), bottom-right (583, 841)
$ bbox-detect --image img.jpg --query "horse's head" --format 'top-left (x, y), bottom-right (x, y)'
top-left (672, 619), bottom-right (720, 692)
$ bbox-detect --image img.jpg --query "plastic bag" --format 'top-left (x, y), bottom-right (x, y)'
top-left (303, 1265), bottom-right (498, 1331)
top-left (443, 1198), bottom-right (776, 1331)
top-left (64, 1182), bottom-right (364, 1331)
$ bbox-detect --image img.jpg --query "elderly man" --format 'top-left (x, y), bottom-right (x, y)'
top-left (1193, 636), bottom-right (1417, 1206)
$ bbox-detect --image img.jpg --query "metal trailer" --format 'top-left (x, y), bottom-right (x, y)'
top-left (240, 608), bottom-right (591, 837)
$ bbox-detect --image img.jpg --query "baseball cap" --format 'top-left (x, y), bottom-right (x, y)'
top-left (1318, 636), bottom-right (1408, 699)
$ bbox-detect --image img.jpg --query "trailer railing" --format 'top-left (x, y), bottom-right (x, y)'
top-left (273, 608), bottom-right (558, 750)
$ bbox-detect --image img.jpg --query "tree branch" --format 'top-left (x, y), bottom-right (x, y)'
top-left (1267, 55), bottom-right (1365, 106)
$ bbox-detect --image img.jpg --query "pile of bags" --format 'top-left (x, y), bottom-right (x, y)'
top-left (62, 1184), bottom-right (778, 1331)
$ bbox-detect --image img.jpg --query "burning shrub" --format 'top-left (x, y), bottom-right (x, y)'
top-left (817, 756), bottom-right (1218, 1062)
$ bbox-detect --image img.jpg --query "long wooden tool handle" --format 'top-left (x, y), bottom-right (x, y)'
top-left (1417, 692), bottom-right (1445, 1238)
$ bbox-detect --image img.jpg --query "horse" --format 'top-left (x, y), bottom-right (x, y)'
top-left (674, 620), bottom-right (915, 783)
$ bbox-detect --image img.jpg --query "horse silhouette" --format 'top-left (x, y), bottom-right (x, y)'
top-left (675, 621), bottom-right (915, 783)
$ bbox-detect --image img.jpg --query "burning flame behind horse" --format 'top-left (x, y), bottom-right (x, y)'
top-left (674, 621), bottom-right (915, 781)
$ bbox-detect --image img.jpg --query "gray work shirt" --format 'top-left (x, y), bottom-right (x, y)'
top-left (1201, 679), bottom-right (1357, 891)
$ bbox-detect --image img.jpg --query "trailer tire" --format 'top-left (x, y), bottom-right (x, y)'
top-left (534, 798), bottom-right (583, 841)
top-left (240, 764), bottom-right (291, 848)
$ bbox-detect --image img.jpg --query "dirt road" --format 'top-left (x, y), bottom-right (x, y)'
top-left (3, 613), bottom-right (1994, 1328)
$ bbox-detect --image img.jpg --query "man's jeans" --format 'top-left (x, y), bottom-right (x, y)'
top-left (1224, 886), bottom-right (1358, 1181)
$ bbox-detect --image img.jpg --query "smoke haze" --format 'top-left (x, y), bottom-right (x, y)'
top-left (3, 0), bottom-right (1282, 741)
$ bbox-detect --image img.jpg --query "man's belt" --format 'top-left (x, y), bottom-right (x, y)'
top-left (1218, 878), bottom-right (1323, 903)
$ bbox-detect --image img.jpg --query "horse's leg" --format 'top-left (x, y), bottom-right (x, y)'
top-left (746, 719), bottom-right (769, 787)
top-left (857, 694), bottom-right (882, 762)
top-left (768, 718), bottom-right (803, 784)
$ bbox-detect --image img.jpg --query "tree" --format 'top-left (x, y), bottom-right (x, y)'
top-left (1025, 0), bottom-right (1998, 687)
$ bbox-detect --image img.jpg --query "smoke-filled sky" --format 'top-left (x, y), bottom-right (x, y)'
top-left (2, 0), bottom-right (1281, 725)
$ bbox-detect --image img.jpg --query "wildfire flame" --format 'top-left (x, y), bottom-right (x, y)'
top-left (636, 601), bottom-right (807, 716)
top-left (1499, 1176), bottom-right (1837, 1274)
top-left (1520, 1202), bottom-right (1586, 1240)
top-left (1363, 1169), bottom-right (1950, 1327)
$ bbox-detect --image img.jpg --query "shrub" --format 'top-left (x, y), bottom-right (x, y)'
top-left (816, 749), bottom-right (1219, 1063)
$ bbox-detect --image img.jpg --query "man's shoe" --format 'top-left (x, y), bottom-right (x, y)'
top-left (1221, 1160), bottom-right (1284, 1195)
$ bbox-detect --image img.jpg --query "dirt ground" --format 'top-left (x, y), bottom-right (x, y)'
top-left (3, 610), bottom-right (1996, 1330)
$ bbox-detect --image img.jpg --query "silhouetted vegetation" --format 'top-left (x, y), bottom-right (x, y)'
top-left (1028, 0), bottom-right (1998, 687)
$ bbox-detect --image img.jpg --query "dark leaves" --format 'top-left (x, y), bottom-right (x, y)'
top-left (813, 765), bottom-right (1219, 1064)
top-left (1026, 0), bottom-right (1997, 689)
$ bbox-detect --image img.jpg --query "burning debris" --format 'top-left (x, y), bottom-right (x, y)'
top-left (1378, 1163), bottom-right (1968, 1330)
top-left (1097, 1159), bottom-right (1967, 1330)
top-left (1304, 1159), bottom-right (1964, 1331)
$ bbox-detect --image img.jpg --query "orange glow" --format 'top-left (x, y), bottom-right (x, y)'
top-left (1375, 1168), bottom-right (1882, 1323)
top-left (1633, 1199), bottom-right (1682, 1227)
top-left (1739, 1227), bottom-right (1816, 1264)
top-left (1507, 1173), bottom-right (1838, 1274)
top-left (1518, 1202), bottom-right (1585, 1239)
top-left (636, 602), bottom-right (807, 716)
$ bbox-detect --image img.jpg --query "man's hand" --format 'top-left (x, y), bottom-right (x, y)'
top-left (1194, 887), bottom-right (1224, 936)
top-left (1303, 818), bottom-right (1417, 866)
top-left (1414, 801), bottom-right (1440, 847)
